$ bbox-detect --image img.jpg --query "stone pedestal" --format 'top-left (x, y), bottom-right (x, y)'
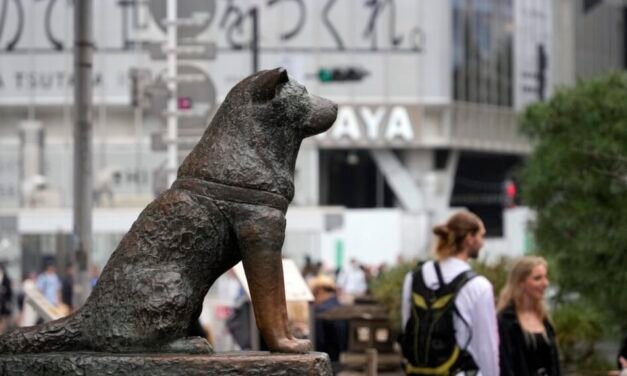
top-left (0, 351), bottom-right (332, 376)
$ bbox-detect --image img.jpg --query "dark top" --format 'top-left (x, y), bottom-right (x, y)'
top-left (619, 333), bottom-right (627, 370)
top-left (524, 332), bottom-right (553, 375)
top-left (314, 295), bottom-right (348, 362)
top-left (61, 276), bottom-right (74, 309)
top-left (498, 304), bottom-right (561, 376)
top-left (0, 273), bottom-right (12, 316)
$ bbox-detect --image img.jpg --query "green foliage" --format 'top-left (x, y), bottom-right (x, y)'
top-left (552, 302), bottom-right (612, 373)
top-left (369, 261), bottom-right (415, 331)
top-left (520, 72), bottom-right (627, 328)
top-left (470, 258), bottom-right (509, 300)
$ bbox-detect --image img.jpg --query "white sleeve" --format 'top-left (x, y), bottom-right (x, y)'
top-left (401, 272), bottom-right (413, 329)
top-left (468, 286), bottom-right (500, 376)
top-left (336, 270), bottom-right (346, 290)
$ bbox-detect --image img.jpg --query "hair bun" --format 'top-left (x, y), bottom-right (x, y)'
top-left (433, 225), bottom-right (449, 237)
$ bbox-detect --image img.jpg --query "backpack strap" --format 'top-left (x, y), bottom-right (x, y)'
top-left (441, 269), bottom-right (479, 374)
top-left (410, 262), bottom-right (432, 304)
top-left (434, 261), bottom-right (445, 287)
top-left (448, 269), bottom-right (477, 349)
top-left (450, 271), bottom-right (480, 376)
top-left (454, 304), bottom-right (473, 350)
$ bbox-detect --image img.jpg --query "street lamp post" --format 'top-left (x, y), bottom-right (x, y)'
top-left (73, 0), bottom-right (94, 307)
top-left (166, 0), bottom-right (178, 187)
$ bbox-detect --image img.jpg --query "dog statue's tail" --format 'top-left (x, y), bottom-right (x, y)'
top-left (0, 313), bottom-right (83, 354)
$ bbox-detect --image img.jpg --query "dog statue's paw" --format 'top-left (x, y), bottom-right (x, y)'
top-left (162, 337), bottom-right (214, 354)
top-left (271, 338), bottom-right (312, 354)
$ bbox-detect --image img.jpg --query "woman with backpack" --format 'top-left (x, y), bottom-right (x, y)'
top-left (497, 256), bottom-right (561, 376)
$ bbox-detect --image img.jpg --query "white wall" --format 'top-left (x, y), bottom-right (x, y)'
top-left (342, 209), bottom-right (403, 266)
top-left (316, 209), bottom-right (430, 268)
top-left (8, 205), bottom-right (535, 274)
top-left (481, 207), bottom-right (535, 264)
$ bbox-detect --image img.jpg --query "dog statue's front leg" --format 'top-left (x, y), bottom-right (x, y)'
top-left (234, 204), bottom-right (312, 353)
top-left (243, 248), bottom-right (311, 353)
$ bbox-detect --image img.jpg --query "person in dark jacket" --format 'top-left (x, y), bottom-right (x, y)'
top-left (61, 264), bottom-right (75, 312)
top-left (309, 275), bottom-right (348, 365)
top-left (618, 333), bottom-right (627, 371)
top-left (0, 263), bottom-right (13, 333)
top-left (497, 256), bottom-right (560, 376)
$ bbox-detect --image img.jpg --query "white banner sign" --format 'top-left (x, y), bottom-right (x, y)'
top-left (0, 53), bottom-right (145, 105)
top-left (314, 104), bottom-right (422, 148)
top-left (0, 0), bottom-right (452, 106)
top-left (234, 259), bottom-right (314, 302)
top-left (514, 0), bottom-right (553, 110)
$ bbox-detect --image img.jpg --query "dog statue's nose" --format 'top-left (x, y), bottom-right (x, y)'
top-left (302, 95), bottom-right (338, 137)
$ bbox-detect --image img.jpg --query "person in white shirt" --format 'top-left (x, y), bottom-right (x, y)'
top-left (336, 259), bottom-right (367, 299)
top-left (401, 211), bottom-right (499, 376)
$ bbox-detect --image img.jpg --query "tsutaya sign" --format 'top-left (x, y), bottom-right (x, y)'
top-left (314, 105), bottom-right (421, 148)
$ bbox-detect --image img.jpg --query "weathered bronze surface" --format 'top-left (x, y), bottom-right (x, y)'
top-left (0, 68), bottom-right (337, 354)
top-left (0, 352), bottom-right (333, 375)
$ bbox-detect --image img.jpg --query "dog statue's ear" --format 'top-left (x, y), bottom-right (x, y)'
top-left (252, 68), bottom-right (289, 102)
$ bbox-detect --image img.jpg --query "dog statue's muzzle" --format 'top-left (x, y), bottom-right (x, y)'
top-left (302, 95), bottom-right (338, 137)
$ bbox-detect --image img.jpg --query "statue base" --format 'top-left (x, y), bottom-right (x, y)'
top-left (0, 351), bottom-right (332, 375)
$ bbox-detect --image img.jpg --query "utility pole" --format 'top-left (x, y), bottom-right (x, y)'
top-left (166, 0), bottom-right (178, 186)
top-left (73, 0), bottom-right (94, 307)
top-left (250, 7), bottom-right (259, 74)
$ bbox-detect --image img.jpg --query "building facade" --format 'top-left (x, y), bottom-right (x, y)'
top-left (0, 0), bottom-right (623, 278)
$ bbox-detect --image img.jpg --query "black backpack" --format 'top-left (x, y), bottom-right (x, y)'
top-left (400, 262), bottom-right (478, 375)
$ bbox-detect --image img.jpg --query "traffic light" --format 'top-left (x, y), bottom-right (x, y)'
top-left (317, 67), bottom-right (369, 83)
top-left (503, 179), bottom-right (517, 208)
top-left (178, 96), bottom-right (193, 110)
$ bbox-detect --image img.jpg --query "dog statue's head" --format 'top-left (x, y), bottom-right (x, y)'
top-left (178, 68), bottom-right (337, 201)
top-left (229, 67), bottom-right (337, 138)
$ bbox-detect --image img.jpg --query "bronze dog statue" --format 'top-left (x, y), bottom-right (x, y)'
top-left (0, 68), bottom-right (337, 354)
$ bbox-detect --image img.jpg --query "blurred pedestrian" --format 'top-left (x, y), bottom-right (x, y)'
top-left (0, 263), bottom-right (13, 333)
top-left (17, 272), bottom-right (38, 327)
top-left (400, 211), bottom-right (499, 375)
top-left (302, 255), bottom-right (313, 274)
top-left (309, 275), bottom-right (348, 368)
top-left (36, 259), bottom-right (61, 307)
top-left (226, 291), bottom-right (252, 351)
top-left (360, 263), bottom-right (374, 295)
top-left (301, 255), bottom-right (318, 282)
top-left (336, 258), bottom-right (367, 302)
top-left (497, 256), bottom-right (560, 376)
top-left (620, 334), bottom-right (627, 369)
top-left (61, 263), bottom-right (75, 312)
top-left (90, 265), bottom-right (100, 288)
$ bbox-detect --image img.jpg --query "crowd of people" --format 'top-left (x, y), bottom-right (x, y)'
top-left (300, 211), bottom-right (626, 376)
top-left (1, 213), bottom-right (625, 376)
top-left (0, 259), bottom-right (100, 334)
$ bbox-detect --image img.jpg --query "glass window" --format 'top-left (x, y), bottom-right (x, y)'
top-left (452, 0), bottom-right (513, 107)
top-left (319, 149), bottom-right (395, 209)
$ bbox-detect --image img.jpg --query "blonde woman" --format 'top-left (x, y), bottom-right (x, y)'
top-left (497, 256), bottom-right (560, 376)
